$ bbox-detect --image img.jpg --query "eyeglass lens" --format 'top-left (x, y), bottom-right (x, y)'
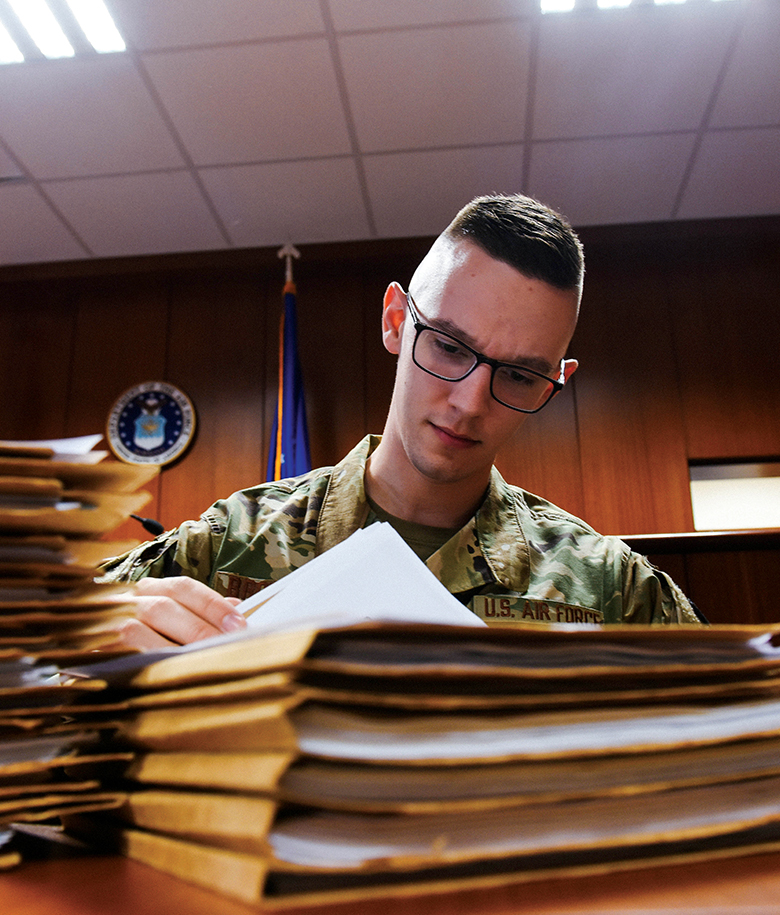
top-left (414, 328), bottom-right (554, 412)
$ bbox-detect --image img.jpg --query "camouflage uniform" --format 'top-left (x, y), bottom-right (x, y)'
top-left (100, 435), bottom-right (700, 626)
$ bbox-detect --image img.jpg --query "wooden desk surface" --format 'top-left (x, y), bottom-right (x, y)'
top-left (5, 841), bottom-right (780, 915)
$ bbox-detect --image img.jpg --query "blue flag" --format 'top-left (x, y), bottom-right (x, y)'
top-left (266, 280), bottom-right (311, 481)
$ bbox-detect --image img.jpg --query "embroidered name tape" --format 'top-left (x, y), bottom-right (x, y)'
top-left (471, 594), bottom-right (604, 626)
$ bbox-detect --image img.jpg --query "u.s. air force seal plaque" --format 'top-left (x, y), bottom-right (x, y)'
top-left (107, 382), bottom-right (196, 466)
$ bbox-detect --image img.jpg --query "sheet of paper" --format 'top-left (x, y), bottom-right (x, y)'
top-left (69, 525), bottom-right (485, 684)
top-left (0, 435), bottom-right (106, 463)
top-left (240, 523), bottom-right (485, 634)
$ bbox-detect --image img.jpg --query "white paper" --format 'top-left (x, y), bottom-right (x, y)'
top-left (0, 434), bottom-right (106, 463)
top-left (239, 523), bottom-right (485, 635)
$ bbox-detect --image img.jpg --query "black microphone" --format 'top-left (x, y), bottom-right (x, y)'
top-left (131, 514), bottom-right (165, 536)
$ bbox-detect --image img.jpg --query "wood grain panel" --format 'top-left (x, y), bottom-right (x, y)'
top-left (2, 218), bottom-right (779, 555)
top-left (572, 252), bottom-right (694, 535)
top-left (160, 269), bottom-right (269, 531)
top-left (66, 274), bottom-right (168, 542)
top-left (684, 549), bottom-right (780, 625)
top-left (292, 261), bottom-right (371, 468)
top-left (359, 250), bottom-right (421, 450)
top-left (0, 282), bottom-right (75, 440)
top-left (495, 384), bottom-right (585, 520)
top-left (668, 234), bottom-right (780, 460)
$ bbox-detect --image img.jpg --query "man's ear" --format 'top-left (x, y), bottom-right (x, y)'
top-left (561, 358), bottom-right (578, 383)
top-left (382, 282), bottom-right (408, 355)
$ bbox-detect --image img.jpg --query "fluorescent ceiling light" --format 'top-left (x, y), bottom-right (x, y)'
top-left (7, 0), bottom-right (74, 59)
top-left (0, 21), bottom-right (24, 64)
top-left (65, 0), bottom-right (126, 53)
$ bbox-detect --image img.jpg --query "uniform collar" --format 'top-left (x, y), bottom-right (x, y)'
top-left (317, 436), bottom-right (530, 595)
top-left (315, 435), bottom-right (378, 555)
top-left (426, 465), bottom-right (530, 594)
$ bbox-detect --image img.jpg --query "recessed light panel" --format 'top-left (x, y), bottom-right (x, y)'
top-left (7, 0), bottom-right (74, 59)
top-left (0, 0), bottom-right (125, 63)
top-left (65, 0), bottom-right (126, 54)
top-left (0, 21), bottom-right (23, 64)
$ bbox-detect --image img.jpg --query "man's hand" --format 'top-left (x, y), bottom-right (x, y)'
top-left (110, 577), bottom-right (248, 650)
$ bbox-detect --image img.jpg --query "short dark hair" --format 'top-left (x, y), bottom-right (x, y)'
top-left (444, 194), bottom-right (584, 296)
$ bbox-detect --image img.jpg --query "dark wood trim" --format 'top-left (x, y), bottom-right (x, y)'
top-left (0, 235), bottom-right (435, 283)
top-left (4, 213), bottom-right (780, 284)
top-left (623, 529), bottom-right (780, 554)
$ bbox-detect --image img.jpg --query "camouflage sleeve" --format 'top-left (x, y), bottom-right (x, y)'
top-left (620, 550), bottom-right (703, 625)
top-left (97, 514), bottom-right (222, 585)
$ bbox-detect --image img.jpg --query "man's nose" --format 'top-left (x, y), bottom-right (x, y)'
top-left (447, 363), bottom-right (494, 414)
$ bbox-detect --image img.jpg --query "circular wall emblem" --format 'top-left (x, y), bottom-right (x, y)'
top-left (107, 382), bottom-right (196, 466)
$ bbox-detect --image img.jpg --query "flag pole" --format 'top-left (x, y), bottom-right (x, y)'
top-left (277, 243), bottom-right (300, 287)
top-left (267, 243), bottom-right (310, 482)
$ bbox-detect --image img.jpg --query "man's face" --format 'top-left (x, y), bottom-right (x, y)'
top-left (381, 237), bottom-right (579, 490)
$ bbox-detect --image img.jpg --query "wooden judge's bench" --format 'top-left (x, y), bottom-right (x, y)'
top-left (5, 836), bottom-right (780, 915)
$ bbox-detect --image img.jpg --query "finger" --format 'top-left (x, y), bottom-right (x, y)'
top-left (102, 617), bottom-right (180, 652)
top-left (134, 577), bottom-right (247, 636)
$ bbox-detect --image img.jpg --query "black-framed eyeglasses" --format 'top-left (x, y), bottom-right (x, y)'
top-left (405, 292), bottom-right (566, 414)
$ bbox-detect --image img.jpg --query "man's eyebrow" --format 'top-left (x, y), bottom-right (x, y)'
top-left (429, 316), bottom-right (557, 376)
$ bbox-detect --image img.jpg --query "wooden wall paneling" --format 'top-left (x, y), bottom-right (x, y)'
top-left (160, 270), bottom-right (270, 531)
top-left (4, 219), bottom-right (779, 553)
top-left (292, 260), bottom-right (370, 469)
top-left (572, 253), bottom-right (694, 535)
top-left (358, 248), bottom-right (425, 449)
top-left (291, 239), bottom-right (431, 468)
top-left (0, 281), bottom-right (75, 440)
top-left (360, 271), bottom-right (398, 445)
top-left (495, 383), bottom-right (586, 521)
top-left (683, 549), bottom-right (780, 625)
top-left (66, 274), bottom-right (168, 543)
top-left (668, 236), bottom-right (780, 461)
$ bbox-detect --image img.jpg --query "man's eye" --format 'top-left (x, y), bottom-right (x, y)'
top-left (431, 334), bottom-right (469, 359)
top-left (503, 367), bottom-right (538, 387)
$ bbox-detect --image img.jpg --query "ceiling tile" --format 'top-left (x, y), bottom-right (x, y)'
top-left (143, 40), bottom-right (352, 166)
top-left (533, 3), bottom-right (741, 140)
top-left (44, 171), bottom-right (228, 258)
top-left (677, 128), bottom-right (780, 222)
top-left (0, 184), bottom-right (87, 266)
top-left (329, 0), bottom-right (535, 31)
top-left (528, 133), bottom-right (697, 227)
top-left (199, 159), bottom-right (370, 248)
top-left (339, 20), bottom-right (531, 152)
top-left (0, 56), bottom-right (184, 179)
top-left (0, 146), bottom-right (23, 180)
top-left (365, 145), bottom-right (525, 239)
top-left (710, 0), bottom-right (780, 129)
top-left (111, 0), bottom-right (325, 50)
top-left (0, 1), bottom-right (777, 268)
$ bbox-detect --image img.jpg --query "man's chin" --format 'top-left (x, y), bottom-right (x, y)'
top-left (411, 448), bottom-right (488, 488)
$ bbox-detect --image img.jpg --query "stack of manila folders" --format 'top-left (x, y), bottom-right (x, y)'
top-left (0, 435), bottom-right (157, 868)
top-left (37, 519), bottom-right (780, 907)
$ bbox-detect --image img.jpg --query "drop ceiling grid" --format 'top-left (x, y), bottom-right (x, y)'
top-left (0, 0), bottom-right (776, 266)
